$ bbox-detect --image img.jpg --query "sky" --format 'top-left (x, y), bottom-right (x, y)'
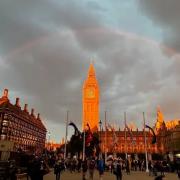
top-left (0, 0), bottom-right (180, 142)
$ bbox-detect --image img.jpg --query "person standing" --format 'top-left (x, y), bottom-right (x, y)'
top-left (114, 160), bottom-right (122, 180)
top-left (148, 161), bottom-right (153, 176)
top-left (125, 159), bottom-right (130, 175)
top-left (88, 158), bottom-right (96, 180)
top-left (29, 155), bottom-right (49, 180)
top-left (82, 159), bottom-right (88, 180)
top-left (54, 158), bottom-right (64, 180)
top-left (97, 158), bottom-right (104, 180)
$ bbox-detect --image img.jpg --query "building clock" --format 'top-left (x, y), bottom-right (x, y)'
top-left (85, 88), bottom-right (95, 98)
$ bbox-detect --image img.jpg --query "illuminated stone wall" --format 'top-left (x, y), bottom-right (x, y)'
top-left (0, 89), bottom-right (47, 153)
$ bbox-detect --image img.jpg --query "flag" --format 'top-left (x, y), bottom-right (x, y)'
top-left (108, 124), bottom-right (118, 146)
top-left (145, 124), bottom-right (156, 144)
top-left (125, 123), bottom-right (135, 145)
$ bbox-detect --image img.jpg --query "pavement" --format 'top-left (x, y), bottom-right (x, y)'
top-left (44, 170), bottom-right (178, 180)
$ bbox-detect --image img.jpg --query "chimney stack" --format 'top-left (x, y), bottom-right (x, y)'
top-left (37, 113), bottom-right (40, 120)
top-left (15, 98), bottom-right (20, 107)
top-left (3, 89), bottom-right (8, 98)
top-left (0, 89), bottom-right (9, 104)
top-left (31, 108), bottom-right (35, 116)
top-left (24, 104), bottom-right (28, 113)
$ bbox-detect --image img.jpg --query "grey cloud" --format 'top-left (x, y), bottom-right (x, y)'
top-left (137, 0), bottom-right (180, 52)
top-left (136, 0), bottom-right (180, 105)
top-left (0, 0), bottom-right (103, 56)
top-left (86, 1), bottom-right (107, 12)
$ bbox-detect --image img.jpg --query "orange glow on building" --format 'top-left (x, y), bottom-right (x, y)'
top-left (82, 63), bottom-right (99, 132)
top-left (0, 89), bottom-right (46, 153)
top-left (45, 138), bottom-right (64, 151)
top-left (155, 107), bottom-right (180, 130)
top-left (166, 120), bottom-right (179, 129)
top-left (82, 65), bottom-right (180, 155)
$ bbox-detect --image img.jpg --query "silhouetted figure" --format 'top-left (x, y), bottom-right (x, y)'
top-left (125, 159), bottom-right (130, 175)
top-left (54, 158), bottom-right (65, 180)
top-left (82, 159), bottom-right (88, 180)
top-left (88, 159), bottom-right (96, 180)
top-left (77, 159), bottom-right (82, 172)
top-left (97, 158), bottom-right (104, 180)
top-left (28, 156), bottom-right (49, 180)
top-left (115, 160), bottom-right (122, 180)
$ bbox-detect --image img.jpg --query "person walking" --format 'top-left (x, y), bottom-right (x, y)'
top-left (148, 161), bottom-right (153, 176)
top-left (28, 155), bottom-right (49, 180)
top-left (88, 158), bottom-right (96, 180)
top-left (114, 160), bottom-right (122, 180)
top-left (82, 159), bottom-right (88, 180)
top-left (97, 158), bottom-right (104, 180)
top-left (54, 158), bottom-right (65, 180)
top-left (125, 159), bottom-right (130, 175)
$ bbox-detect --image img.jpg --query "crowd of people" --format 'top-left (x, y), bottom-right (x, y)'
top-left (4, 151), bottom-right (180, 180)
top-left (25, 153), bottom-right (180, 180)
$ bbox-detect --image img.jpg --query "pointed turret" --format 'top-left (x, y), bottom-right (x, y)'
top-left (88, 63), bottom-right (96, 77)
top-left (155, 106), bottom-right (165, 133)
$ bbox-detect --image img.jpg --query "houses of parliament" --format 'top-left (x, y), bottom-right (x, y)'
top-left (0, 63), bottom-right (179, 157)
top-left (82, 63), bottom-right (180, 156)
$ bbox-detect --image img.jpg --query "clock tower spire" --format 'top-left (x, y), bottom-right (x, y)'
top-left (82, 63), bottom-right (99, 132)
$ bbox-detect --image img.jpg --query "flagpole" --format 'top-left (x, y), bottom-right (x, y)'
top-left (82, 125), bottom-right (86, 161)
top-left (105, 111), bottom-right (107, 163)
top-left (64, 110), bottom-right (69, 159)
top-left (143, 112), bottom-right (149, 172)
top-left (124, 112), bottom-right (128, 159)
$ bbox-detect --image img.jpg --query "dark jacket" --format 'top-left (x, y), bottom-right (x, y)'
top-left (54, 161), bottom-right (64, 174)
top-left (116, 163), bottom-right (122, 176)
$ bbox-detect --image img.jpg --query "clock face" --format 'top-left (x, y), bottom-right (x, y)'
top-left (85, 88), bottom-right (95, 98)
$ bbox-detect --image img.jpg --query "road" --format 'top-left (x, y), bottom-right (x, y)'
top-left (44, 170), bottom-right (178, 180)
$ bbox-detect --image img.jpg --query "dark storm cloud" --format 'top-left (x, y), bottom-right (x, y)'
top-left (0, 0), bottom-right (105, 56)
top-left (136, 0), bottom-right (180, 120)
top-left (137, 0), bottom-right (180, 52)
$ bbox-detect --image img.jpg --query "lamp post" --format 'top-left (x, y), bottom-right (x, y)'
top-left (99, 119), bottom-right (102, 158)
top-left (143, 112), bottom-right (149, 172)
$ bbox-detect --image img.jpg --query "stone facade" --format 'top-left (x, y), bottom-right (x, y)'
top-left (0, 89), bottom-right (46, 153)
top-left (82, 64), bottom-right (180, 156)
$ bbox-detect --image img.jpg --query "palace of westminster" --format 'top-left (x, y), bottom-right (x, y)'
top-left (0, 63), bottom-right (180, 158)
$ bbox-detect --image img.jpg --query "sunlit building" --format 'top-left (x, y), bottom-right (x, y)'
top-left (155, 108), bottom-right (180, 155)
top-left (45, 138), bottom-right (65, 151)
top-left (0, 89), bottom-right (47, 153)
top-left (82, 63), bottom-right (99, 132)
top-left (98, 111), bottom-right (180, 157)
top-left (82, 64), bottom-right (180, 157)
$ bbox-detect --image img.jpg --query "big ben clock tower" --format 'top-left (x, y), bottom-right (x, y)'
top-left (82, 63), bottom-right (99, 132)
